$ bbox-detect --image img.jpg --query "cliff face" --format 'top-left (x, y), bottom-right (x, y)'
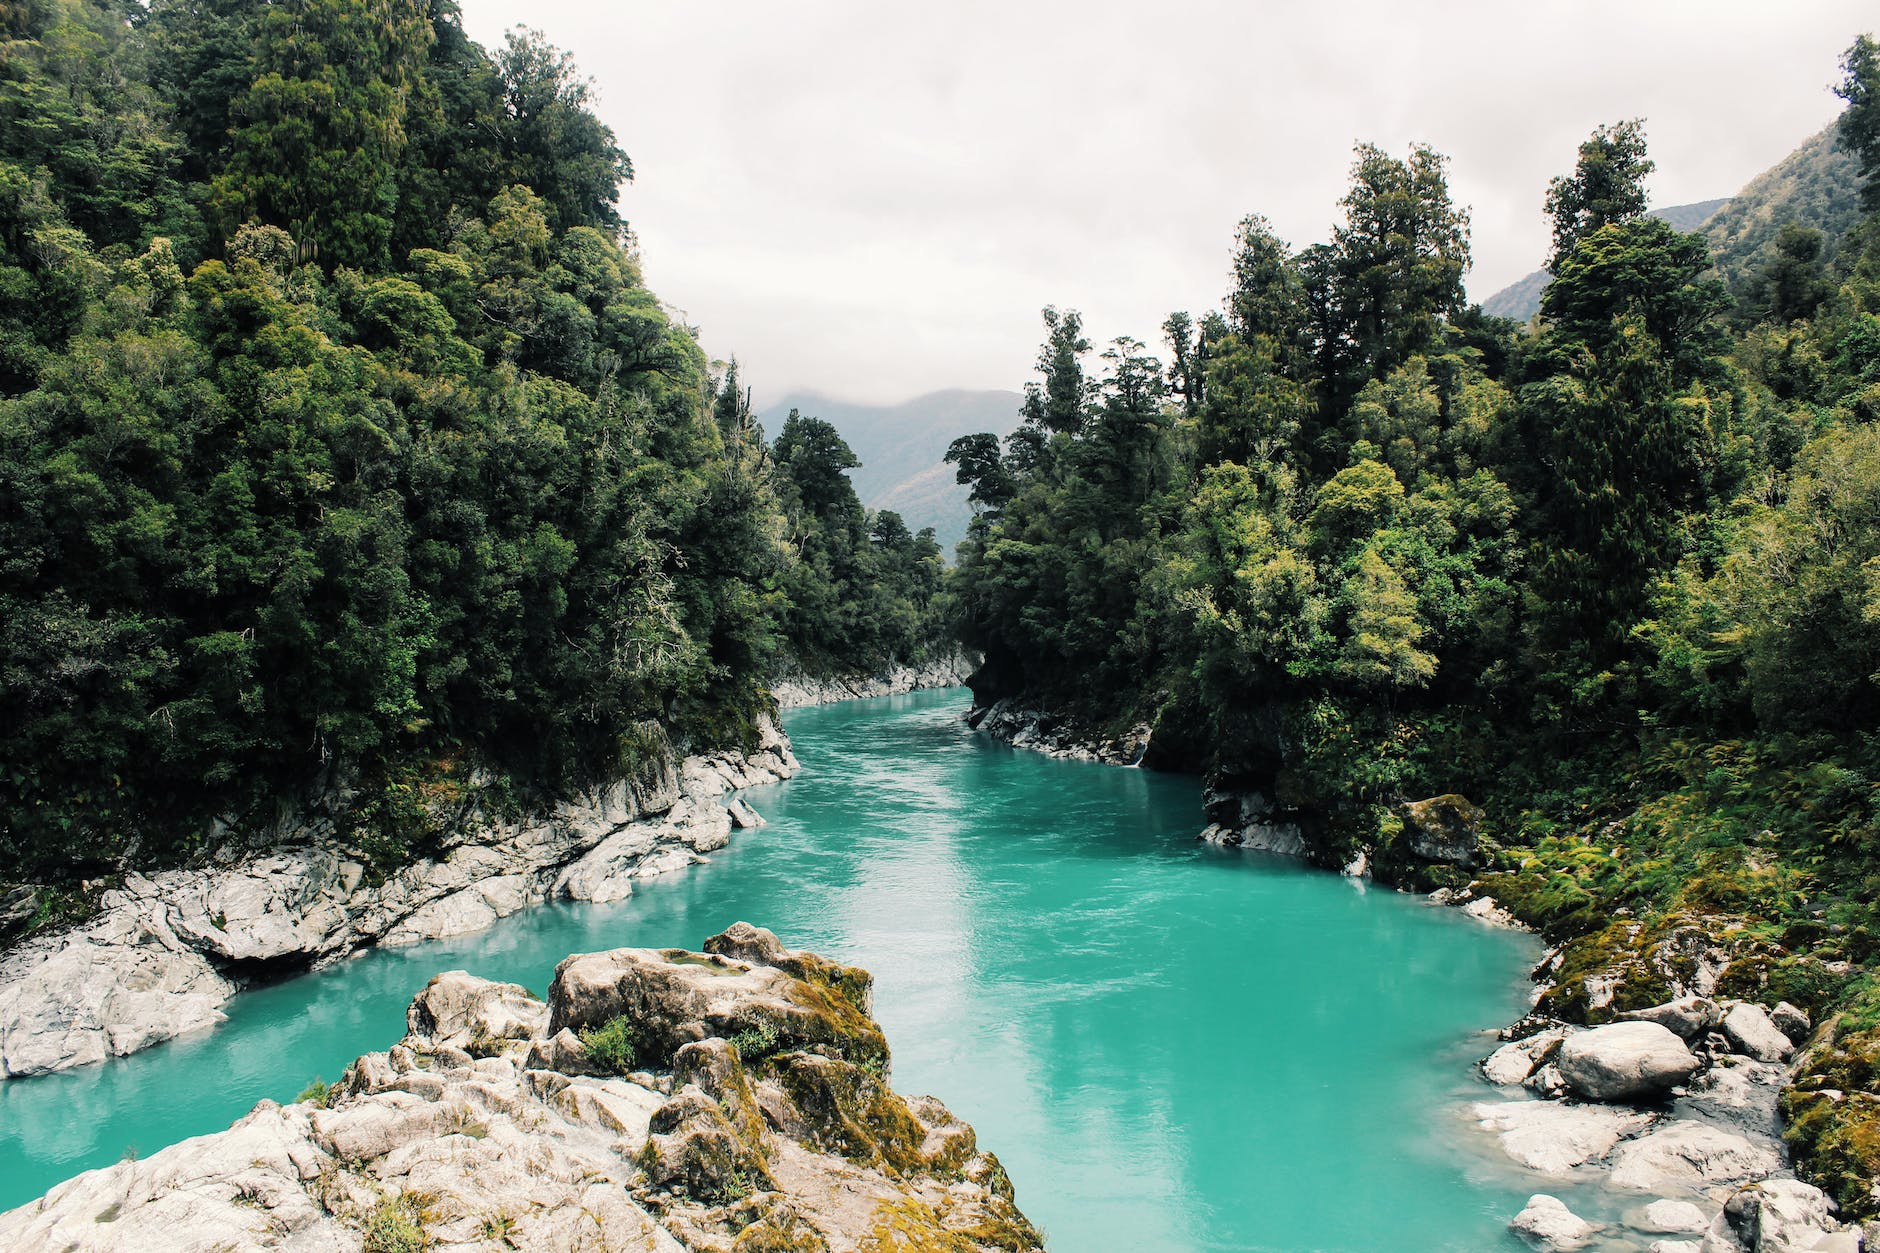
top-left (769, 651), bottom-right (977, 709)
top-left (0, 722), bottom-right (799, 1080)
top-left (0, 924), bottom-right (1042, 1253)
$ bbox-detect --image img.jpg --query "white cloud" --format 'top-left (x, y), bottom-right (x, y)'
top-left (456, 0), bottom-right (1873, 406)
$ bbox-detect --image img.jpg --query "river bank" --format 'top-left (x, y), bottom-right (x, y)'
top-left (0, 923), bottom-right (1044, 1252)
top-left (966, 695), bottom-right (1869, 1252)
top-left (0, 721), bottom-right (798, 1080)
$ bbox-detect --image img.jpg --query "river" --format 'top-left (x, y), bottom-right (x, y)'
top-left (0, 688), bottom-right (1546, 1250)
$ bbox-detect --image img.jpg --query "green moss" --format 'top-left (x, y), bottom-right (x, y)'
top-left (295, 1077), bottom-right (333, 1109)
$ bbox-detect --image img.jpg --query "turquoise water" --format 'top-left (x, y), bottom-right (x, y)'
top-left (0, 689), bottom-right (1543, 1250)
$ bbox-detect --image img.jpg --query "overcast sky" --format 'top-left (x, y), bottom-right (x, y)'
top-left (457, 1), bottom-right (1873, 408)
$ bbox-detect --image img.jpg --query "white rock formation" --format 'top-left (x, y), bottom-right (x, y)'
top-left (770, 650), bottom-right (975, 707)
top-left (0, 720), bottom-right (800, 1079)
top-left (0, 931), bottom-right (1043, 1253)
top-left (1475, 1100), bottom-right (1655, 1173)
top-left (1608, 1120), bottom-right (1782, 1193)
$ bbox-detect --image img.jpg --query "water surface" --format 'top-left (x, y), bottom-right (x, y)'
top-left (0, 689), bottom-right (1544, 1250)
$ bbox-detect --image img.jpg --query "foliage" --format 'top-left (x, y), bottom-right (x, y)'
top-left (578, 1015), bottom-right (639, 1074)
top-left (0, 0), bottom-right (931, 881)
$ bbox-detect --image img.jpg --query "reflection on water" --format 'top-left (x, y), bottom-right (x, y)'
top-left (0, 688), bottom-right (1541, 1252)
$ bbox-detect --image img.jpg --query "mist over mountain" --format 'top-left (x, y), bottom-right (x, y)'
top-left (759, 389), bottom-right (1023, 555)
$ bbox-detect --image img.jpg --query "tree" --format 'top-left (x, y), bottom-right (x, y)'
top-left (1326, 143), bottom-right (1471, 406)
top-left (207, 0), bottom-right (436, 267)
top-left (1838, 34), bottom-right (1880, 211)
top-left (1751, 223), bottom-right (1834, 324)
top-left (944, 432), bottom-right (1014, 512)
top-left (1544, 120), bottom-right (1653, 272)
top-left (1018, 306), bottom-right (1090, 436)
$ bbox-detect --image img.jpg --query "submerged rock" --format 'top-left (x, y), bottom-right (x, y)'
top-left (1607, 1120), bottom-right (1781, 1193)
top-left (0, 926), bottom-right (1043, 1253)
top-left (1557, 1021), bottom-right (1702, 1103)
top-left (1511, 1194), bottom-right (1598, 1249)
top-left (1475, 1099), bottom-right (1654, 1173)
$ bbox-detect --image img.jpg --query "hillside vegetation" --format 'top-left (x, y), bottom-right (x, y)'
top-left (0, 0), bottom-right (943, 886)
top-left (944, 76), bottom-right (1880, 1212)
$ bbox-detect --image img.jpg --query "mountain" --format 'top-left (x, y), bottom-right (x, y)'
top-left (760, 388), bottom-right (1024, 556)
top-left (1702, 124), bottom-right (1864, 293)
top-left (1480, 199), bottom-right (1731, 321)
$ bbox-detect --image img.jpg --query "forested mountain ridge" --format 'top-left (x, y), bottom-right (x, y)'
top-left (1481, 121), bottom-right (1864, 323)
top-left (944, 75), bottom-right (1880, 1213)
top-left (0, 0), bottom-right (944, 890)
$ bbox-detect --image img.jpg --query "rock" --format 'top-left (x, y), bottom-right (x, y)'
top-left (770, 650), bottom-right (976, 708)
top-left (1607, 1120), bottom-right (1782, 1192)
top-left (0, 933), bottom-right (1045, 1253)
top-left (1722, 1003), bottom-right (1794, 1063)
top-left (546, 926), bottom-right (888, 1071)
top-left (1510, 1194), bottom-right (1597, 1249)
top-left (405, 971), bottom-right (547, 1052)
top-left (0, 915), bottom-right (235, 1078)
top-left (1651, 1242), bottom-right (1705, 1253)
top-left (0, 725), bottom-right (799, 1080)
top-left (1483, 1028), bottom-right (1570, 1086)
top-left (0, 884), bottom-right (38, 937)
top-left (1640, 1198), bottom-right (1712, 1233)
top-left (1716, 1178), bottom-right (1838, 1253)
top-left (1557, 1021), bottom-right (1702, 1102)
top-left (1621, 997), bottom-right (1724, 1042)
top-left (1474, 1100), bottom-right (1654, 1173)
top-left (1770, 1002), bottom-right (1812, 1045)
top-left (1526, 1064), bottom-right (1571, 1099)
top-left (1397, 794), bottom-right (1484, 866)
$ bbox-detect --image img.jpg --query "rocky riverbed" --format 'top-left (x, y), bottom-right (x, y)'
top-left (0, 720), bottom-right (798, 1080)
top-left (1469, 993), bottom-right (1867, 1252)
top-left (0, 923), bottom-right (1043, 1252)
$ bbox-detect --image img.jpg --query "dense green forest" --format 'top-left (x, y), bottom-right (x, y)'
top-left (0, 0), bottom-right (943, 885)
top-left (947, 54), bottom-right (1880, 1211)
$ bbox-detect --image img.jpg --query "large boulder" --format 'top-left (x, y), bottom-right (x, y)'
top-left (1720, 1003), bottom-right (1792, 1063)
top-left (1713, 1179), bottom-right (1839, 1253)
top-left (1620, 996), bottom-right (1722, 1042)
top-left (1607, 1120), bottom-right (1781, 1193)
top-left (1397, 795), bottom-right (1484, 866)
top-left (546, 926), bottom-right (888, 1071)
top-left (1484, 1027), bottom-right (1571, 1086)
top-left (404, 971), bottom-right (547, 1053)
top-left (1557, 1021), bottom-right (1701, 1102)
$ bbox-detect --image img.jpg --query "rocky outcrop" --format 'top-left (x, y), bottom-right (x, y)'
top-left (0, 721), bottom-right (799, 1080)
top-left (771, 650), bottom-right (976, 708)
top-left (0, 926), bottom-right (1042, 1253)
top-left (1471, 991), bottom-right (1860, 1251)
top-left (1197, 786), bottom-right (1309, 856)
top-left (965, 697), bottom-right (1152, 765)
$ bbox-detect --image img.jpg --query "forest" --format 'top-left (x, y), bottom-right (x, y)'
top-left (945, 45), bottom-right (1880, 1211)
top-left (0, 0), bottom-right (945, 883)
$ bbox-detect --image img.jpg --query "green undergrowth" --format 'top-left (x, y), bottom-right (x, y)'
top-left (1463, 731), bottom-right (1880, 1209)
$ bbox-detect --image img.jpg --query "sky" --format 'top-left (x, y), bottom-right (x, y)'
top-left (457, 0), bottom-right (1873, 408)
